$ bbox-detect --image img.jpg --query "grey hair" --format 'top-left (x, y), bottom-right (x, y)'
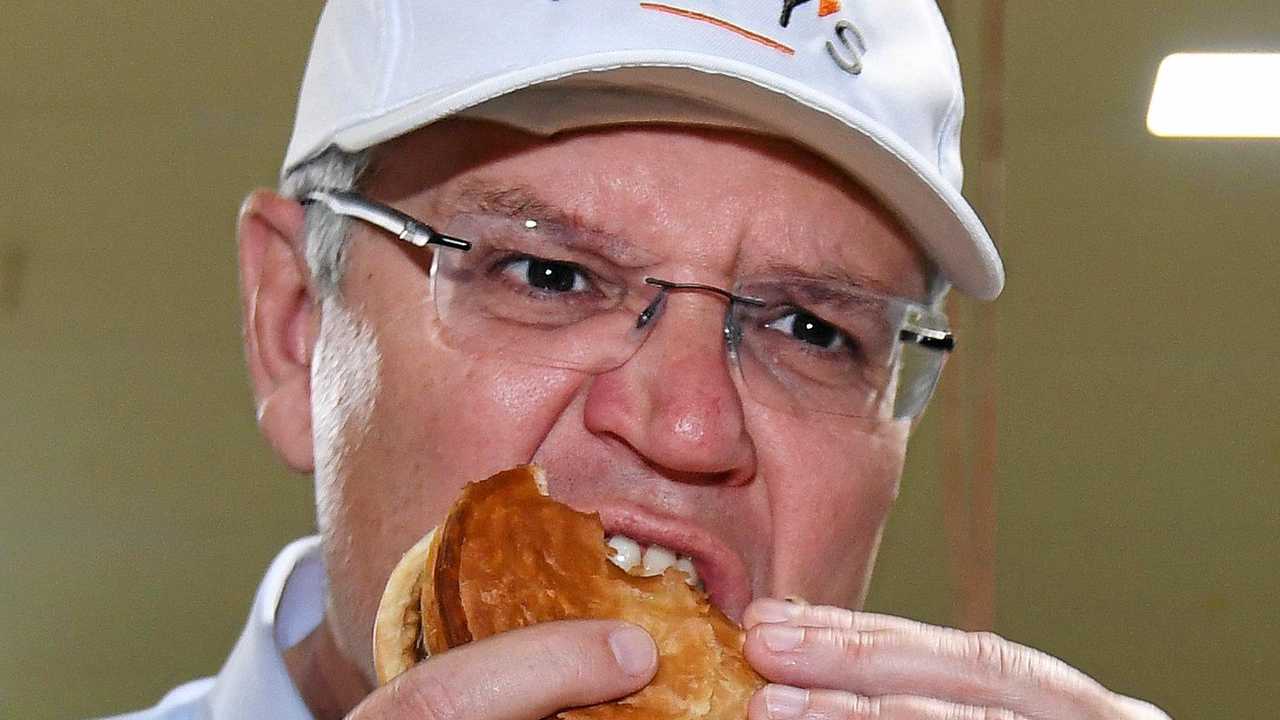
top-left (279, 146), bottom-right (374, 299)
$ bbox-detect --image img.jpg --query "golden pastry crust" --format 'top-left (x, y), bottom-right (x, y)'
top-left (372, 465), bottom-right (764, 719)
top-left (372, 528), bottom-right (437, 684)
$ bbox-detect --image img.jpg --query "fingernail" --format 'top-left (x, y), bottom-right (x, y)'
top-left (609, 626), bottom-right (656, 677)
top-left (745, 598), bottom-right (797, 627)
top-left (760, 624), bottom-right (806, 652)
top-left (765, 684), bottom-right (809, 719)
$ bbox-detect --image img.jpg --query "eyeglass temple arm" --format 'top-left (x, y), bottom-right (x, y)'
top-left (302, 190), bottom-right (472, 251)
top-left (900, 327), bottom-right (955, 352)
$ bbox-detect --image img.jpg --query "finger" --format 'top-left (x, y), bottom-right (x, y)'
top-left (748, 684), bottom-right (1030, 720)
top-left (745, 624), bottom-right (1116, 719)
top-left (351, 620), bottom-right (657, 720)
top-left (743, 599), bottom-right (928, 634)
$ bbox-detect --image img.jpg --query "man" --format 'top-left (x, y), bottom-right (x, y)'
top-left (113, 2), bottom-right (1168, 719)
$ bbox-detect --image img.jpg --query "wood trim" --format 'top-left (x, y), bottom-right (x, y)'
top-left (968, 0), bottom-right (1005, 634)
top-left (938, 0), bottom-right (1005, 632)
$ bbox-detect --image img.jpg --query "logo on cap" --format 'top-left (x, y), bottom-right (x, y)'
top-left (779, 0), bottom-right (841, 28)
top-left (638, 1), bottom-right (865, 75)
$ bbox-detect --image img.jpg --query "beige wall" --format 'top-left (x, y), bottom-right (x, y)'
top-left (2, 3), bottom-right (1276, 718)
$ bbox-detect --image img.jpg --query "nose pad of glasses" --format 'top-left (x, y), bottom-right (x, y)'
top-left (633, 285), bottom-right (745, 357)
top-left (635, 290), bottom-right (667, 330)
top-left (722, 313), bottom-right (743, 351)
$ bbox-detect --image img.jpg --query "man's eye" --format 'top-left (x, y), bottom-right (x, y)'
top-left (503, 257), bottom-right (589, 293)
top-left (765, 310), bottom-right (848, 351)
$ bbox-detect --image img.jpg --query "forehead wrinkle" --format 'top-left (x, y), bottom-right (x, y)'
top-left (748, 246), bottom-right (927, 303)
top-left (433, 176), bottom-right (660, 265)
top-left (735, 197), bottom-right (928, 302)
top-left (748, 260), bottom-right (901, 299)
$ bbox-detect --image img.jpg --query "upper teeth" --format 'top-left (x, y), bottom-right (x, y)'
top-left (606, 534), bottom-right (702, 590)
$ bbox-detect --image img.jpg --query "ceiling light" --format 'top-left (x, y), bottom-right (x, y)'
top-left (1147, 53), bottom-right (1280, 138)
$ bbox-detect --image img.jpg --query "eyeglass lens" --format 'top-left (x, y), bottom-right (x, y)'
top-left (426, 212), bottom-right (948, 420)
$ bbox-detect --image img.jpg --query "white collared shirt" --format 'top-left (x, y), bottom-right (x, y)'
top-left (102, 537), bottom-right (326, 719)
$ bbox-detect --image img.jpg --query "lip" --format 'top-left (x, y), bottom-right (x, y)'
top-left (588, 504), bottom-right (753, 623)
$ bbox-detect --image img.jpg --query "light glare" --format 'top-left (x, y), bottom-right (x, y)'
top-left (1147, 53), bottom-right (1280, 138)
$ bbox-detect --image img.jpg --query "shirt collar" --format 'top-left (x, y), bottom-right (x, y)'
top-left (205, 536), bottom-right (325, 720)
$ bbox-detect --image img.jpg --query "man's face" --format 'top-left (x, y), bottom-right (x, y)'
top-left (308, 120), bottom-right (929, 679)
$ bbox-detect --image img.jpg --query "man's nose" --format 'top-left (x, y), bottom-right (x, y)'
top-left (582, 292), bottom-right (757, 485)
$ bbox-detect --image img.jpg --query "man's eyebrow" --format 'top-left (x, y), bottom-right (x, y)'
top-left (752, 260), bottom-right (917, 302)
top-left (440, 179), bottom-right (657, 264)
top-left (446, 180), bottom-right (601, 235)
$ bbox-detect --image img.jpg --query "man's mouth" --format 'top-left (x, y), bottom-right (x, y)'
top-left (605, 533), bottom-right (704, 591)
top-left (590, 510), bottom-right (753, 622)
top-left (539, 469), bottom-right (756, 622)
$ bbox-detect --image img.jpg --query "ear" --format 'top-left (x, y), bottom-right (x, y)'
top-left (238, 189), bottom-right (317, 472)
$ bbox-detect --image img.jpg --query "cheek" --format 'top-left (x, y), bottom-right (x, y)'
top-left (330, 340), bottom-right (585, 540)
top-left (486, 366), bottom-right (573, 416)
top-left (761, 415), bottom-right (908, 605)
top-left (314, 310), bottom-right (587, 671)
top-left (399, 353), bottom-right (585, 468)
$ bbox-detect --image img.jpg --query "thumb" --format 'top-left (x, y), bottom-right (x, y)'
top-left (352, 620), bottom-right (657, 720)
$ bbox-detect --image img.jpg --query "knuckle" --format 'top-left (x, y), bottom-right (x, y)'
top-left (941, 705), bottom-right (1021, 720)
top-left (402, 672), bottom-right (468, 720)
top-left (963, 630), bottom-right (1108, 704)
top-left (531, 632), bottom-right (581, 673)
top-left (976, 708), bottom-right (1024, 720)
top-left (965, 631), bottom-right (1019, 678)
top-left (833, 692), bottom-right (882, 719)
top-left (858, 695), bottom-right (884, 718)
top-left (527, 624), bottom-right (616, 689)
top-left (833, 626), bottom-right (876, 663)
top-left (809, 603), bottom-right (857, 629)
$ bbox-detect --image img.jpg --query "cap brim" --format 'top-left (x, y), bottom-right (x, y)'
top-left (308, 52), bottom-right (1003, 300)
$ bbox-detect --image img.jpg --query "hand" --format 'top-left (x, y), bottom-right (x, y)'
top-left (347, 619), bottom-right (657, 719)
top-left (741, 599), bottom-right (1170, 719)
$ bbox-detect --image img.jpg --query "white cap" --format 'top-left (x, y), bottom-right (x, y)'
top-left (284, 0), bottom-right (1004, 300)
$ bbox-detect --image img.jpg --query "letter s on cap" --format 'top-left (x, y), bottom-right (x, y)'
top-left (827, 19), bottom-right (866, 75)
